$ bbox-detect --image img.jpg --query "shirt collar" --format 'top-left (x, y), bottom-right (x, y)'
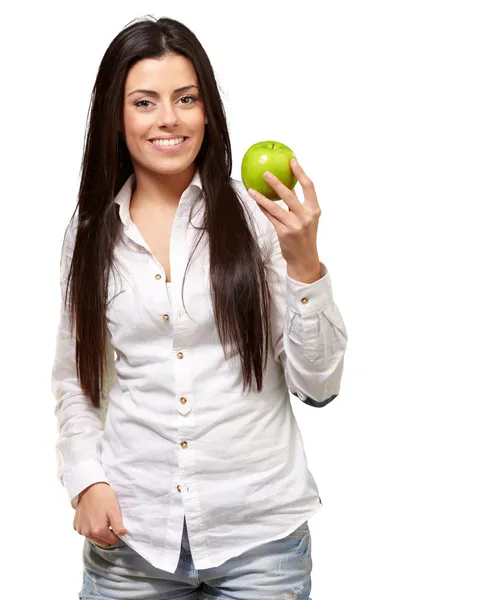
top-left (114, 168), bottom-right (203, 228)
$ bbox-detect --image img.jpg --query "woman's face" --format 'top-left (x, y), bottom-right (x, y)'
top-left (122, 53), bottom-right (206, 177)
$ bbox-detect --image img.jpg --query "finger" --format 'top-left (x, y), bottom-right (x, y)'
top-left (104, 523), bottom-right (123, 544)
top-left (263, 171), bottom-right (302, 213)
top-left (248, 188), bottom-right (294, 227)
top-left (290, 159), bottom-right (319, 210)
top-left (88, 534), bottom-right (117, 547)
top-left (89, 525), bottom-right (121, 546)
top-left (108, 515), bottom-right (127, 536)
top-left (256, 204), bottom-right (287, 237)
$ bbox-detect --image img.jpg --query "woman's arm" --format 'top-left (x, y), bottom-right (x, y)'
top-left (51, 215), bottom-right (110, 509)
top-left (265, 217), bottom-right (348, 407)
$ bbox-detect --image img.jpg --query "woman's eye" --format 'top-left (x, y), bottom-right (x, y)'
top-left (134, 95), bottom-right (197, 109)
top-left (179, 94), bottom-right (198, 105)
top-left (134, 100), bottom-right (152, 108)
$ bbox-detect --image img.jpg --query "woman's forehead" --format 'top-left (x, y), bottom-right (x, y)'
top-left (125, 54), bottom-right (198, 92)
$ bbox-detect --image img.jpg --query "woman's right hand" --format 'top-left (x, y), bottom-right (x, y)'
top-left (73, 482), bottom-right (127, 546)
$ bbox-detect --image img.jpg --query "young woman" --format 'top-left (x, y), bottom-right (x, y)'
top-left (51, 15), bottom-right (348, 600)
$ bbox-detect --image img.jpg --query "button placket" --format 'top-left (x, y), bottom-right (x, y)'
top-left (152, 271), bottom-right (173, 320)
top-left (167, 218), bottom-right (197, 515)
top-left (174, 346), bottom-right (194, 496)
top-left (177, 394), bottom-right (191, 416)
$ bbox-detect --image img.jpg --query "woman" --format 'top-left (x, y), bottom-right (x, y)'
top-left (52, 15), bottom-right (348, 600)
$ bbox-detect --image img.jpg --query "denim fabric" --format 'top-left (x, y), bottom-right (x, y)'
top-left (79, 517), bottom-right (312, 600)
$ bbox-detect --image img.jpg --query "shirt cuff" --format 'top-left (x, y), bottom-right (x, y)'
top-left (62, 459), bottom-right (110, 509)
top-left (285, 262), bottom-right (334, 316)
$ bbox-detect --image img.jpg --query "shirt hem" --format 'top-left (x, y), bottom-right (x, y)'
top-left (193, 502), bottom-right (324, 570)
top-left (117, 503), bottom-right (323, 573)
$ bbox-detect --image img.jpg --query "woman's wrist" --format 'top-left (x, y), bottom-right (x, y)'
top-left (78, 481), bottom-right (109, 504)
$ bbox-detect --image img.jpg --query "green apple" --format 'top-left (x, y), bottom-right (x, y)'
top-left (241, 140), bottom-right (298, 201)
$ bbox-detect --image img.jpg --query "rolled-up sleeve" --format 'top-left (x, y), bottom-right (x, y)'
top-left (265, 217), bottom-right (348, 407)
top-left (51, 216), bottom-right (109, 508)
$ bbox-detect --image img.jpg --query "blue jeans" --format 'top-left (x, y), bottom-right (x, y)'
top-left (79, 517), bottom-right (312, 600)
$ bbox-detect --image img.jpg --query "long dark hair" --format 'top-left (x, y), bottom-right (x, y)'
top-left (63, 16), bottom-right (271, 409)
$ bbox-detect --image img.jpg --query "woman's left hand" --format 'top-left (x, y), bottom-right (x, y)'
top-left (248, 159), bottom-right (321, 270)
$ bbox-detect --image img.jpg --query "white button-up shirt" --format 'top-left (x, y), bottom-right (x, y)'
top-left (51, 169), bottom-right (348, 572)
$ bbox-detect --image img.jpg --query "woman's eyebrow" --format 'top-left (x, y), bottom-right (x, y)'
top-left (127, 85), bottom-right (199, 97)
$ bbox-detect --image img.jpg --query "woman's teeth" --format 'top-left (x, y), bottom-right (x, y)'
top-left (151, 137), bottom-right (186, 147)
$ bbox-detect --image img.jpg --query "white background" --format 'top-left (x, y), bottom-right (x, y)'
top-left (1, 1), bottom-right (499, 598)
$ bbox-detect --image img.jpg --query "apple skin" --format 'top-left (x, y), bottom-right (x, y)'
top-left (241, 141), bottom-right (298, 200)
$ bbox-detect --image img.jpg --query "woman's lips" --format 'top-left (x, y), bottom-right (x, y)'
top-left (148, 137), bottom-right (189, 153)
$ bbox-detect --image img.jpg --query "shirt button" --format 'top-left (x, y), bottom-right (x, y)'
top-left (155, 274), bottom-right (162, 280)
top-left (181, 441), bottom-right (188, 449)
top-left (301, 297), bottom-right (309, 304)
top-left (177, 351), bottom-right (184, 359)
top-left (162, 314), bottom-right (170, 321)
top-left (180, 397), bottom-right (187, 404)
top-left (177, 484), bottom-right (182, 492)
